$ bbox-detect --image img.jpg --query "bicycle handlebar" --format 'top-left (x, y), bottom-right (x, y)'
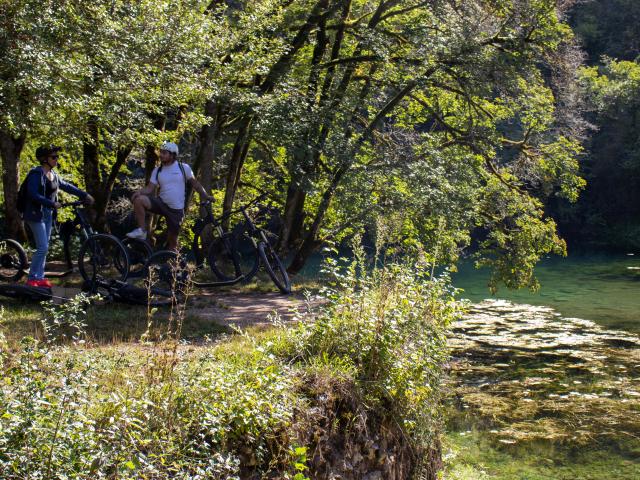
top-left (200, 192), bottom-right (270, 217)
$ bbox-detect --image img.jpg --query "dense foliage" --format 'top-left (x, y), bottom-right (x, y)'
top-left (548, 1), bottom-right (640, 251)
top-left (1, 1), bottom-right (590, 289)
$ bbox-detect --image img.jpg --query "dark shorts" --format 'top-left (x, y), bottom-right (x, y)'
top-left (147, 196), bottom-right (184, 235)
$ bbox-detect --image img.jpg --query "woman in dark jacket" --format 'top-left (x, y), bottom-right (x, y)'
top-left (23, 145), bottom-right (94, 288)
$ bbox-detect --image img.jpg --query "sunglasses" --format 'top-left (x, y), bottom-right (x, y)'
top-left (49, 155), bottom-right (59, 160)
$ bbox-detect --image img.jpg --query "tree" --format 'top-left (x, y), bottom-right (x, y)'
top-left (0, 0), bottom-right (221, 232)
top-left (562, 59), bottom-right (640, 250)
top-left (55, 0), bottom-right (222, 230)
top-left (209, 0), bottom-right (586, 287)
top-left (1, 0), bottom-right (588, 290)
top-left (0, 1), bottom-right (84, 239)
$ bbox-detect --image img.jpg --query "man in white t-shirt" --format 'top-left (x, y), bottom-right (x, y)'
top-left (127, 141), bottom-right (212, 250)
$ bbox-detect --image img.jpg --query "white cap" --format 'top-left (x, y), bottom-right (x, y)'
top-left (161, 141), bottom-right (179, 155)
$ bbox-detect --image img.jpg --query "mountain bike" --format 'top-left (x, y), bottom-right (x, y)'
top-left (206, 198), bottom-right (291, 293)
top-left (122, 193), bottom-right (267, 279)
top-left (140, 195), bottom-right (291, 297)
top-left (0, 201), bottom-right (129, 285)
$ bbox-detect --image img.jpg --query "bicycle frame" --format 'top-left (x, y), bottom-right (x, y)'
top-left (58, 202), bottom-right (95, 274)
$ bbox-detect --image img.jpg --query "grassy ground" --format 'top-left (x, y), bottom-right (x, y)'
top-left (0, 299), bottom-right (232, 346)
top-left (0, 268), bottom-right (324, 347)
top-left (0, 263), bottom-right (449, 479)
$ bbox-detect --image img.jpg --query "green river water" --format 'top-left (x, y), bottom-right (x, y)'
top-left (445, 253), bottom-right (640, 479)
top-left (452, 252), bottom-right (640, 333)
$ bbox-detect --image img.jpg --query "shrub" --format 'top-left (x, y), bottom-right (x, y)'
top-left (0, 341), bottom-right (301, 479)
top-left (269, 246), bottom-right (462, 478)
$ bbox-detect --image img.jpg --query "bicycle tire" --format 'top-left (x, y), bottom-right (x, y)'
top-left (78, 234), bottom-right (129, 284)
top-left (0, 238), bottom-right (27, 282)
top-left (122, 237), bottom-right (153, 278)
top-left (258, 242), bottom-right (291, 294)
top-left (143, 250), bottom-right (190, 300)
top-left (207, 232), bottom-right (259, 282)
top-left (192, 220), bottom-right (220, 268)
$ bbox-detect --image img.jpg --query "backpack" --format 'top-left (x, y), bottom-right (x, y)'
top-left (16, 169), bottom-right (40, 216)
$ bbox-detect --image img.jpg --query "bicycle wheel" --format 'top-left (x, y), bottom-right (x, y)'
top-left (207, 232), bottom-right (259, 282)
top-left (143, 250), bottom-right (190, 300)
top-left (122, 237), bottom-right (153, 278)
top-left (78, 234), bottom-right (129, 284)
top-left (258, 242), bottom-right (291, 294)
top-left (192, 221), bottom-right (217, 268)
top-left (0, 239), bottom-right (27, 282)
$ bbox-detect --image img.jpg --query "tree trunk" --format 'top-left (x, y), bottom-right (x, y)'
top-left (144, 145), bottom-right (159, 184)
top-left (93, 146), bottom-right (131, 231)
top-left (288, 166), bottom-right (347, 274)
top-left (193, 99), bottom-right (221, 193)
top-left (278, 184), bottom-right (307, 252)
top-left (83, 122), bottom-right (101, 197)
top-left (0, 131), bottom-right (26, 240)
top-left (289, 189), bottom-right (307, 245)
top-left (222, 120), bottom-right (251, 228)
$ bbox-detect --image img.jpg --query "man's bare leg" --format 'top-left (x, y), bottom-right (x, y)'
top-left (167, 231), bottom-right (179, 252)
top-left (133, 196), bottom-right (151, 229)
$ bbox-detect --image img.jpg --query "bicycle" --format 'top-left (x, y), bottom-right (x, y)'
top-left (0, 201), bottom-right (130, 286)
top-left (140, 195), bottom-right (291, 297)
top-left (206, 198), bottom-right (291, 293)
top-left (123, 193), bottom-right (267, 278)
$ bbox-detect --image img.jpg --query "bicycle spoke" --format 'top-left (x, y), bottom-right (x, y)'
top-left (0, 239), bottom-right (27, 282)
top-left (78, 234), bottom-right (129, 284)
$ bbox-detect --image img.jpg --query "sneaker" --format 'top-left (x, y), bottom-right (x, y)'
top-left (26, 279), bottom-right (40, 288)
top-left (126, 227), bottom-right (147, 240)
top-left (37, 279), bottom-right (53, 288)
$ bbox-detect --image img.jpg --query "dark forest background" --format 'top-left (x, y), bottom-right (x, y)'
top-left (556, 0), bottom-right (640, 251)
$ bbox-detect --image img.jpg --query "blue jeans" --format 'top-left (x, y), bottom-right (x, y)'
top-left (26, 208), bottom-right (53, 281)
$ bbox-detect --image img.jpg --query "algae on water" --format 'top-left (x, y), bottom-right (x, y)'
top-left (445, 299), bottom-right (640, 478)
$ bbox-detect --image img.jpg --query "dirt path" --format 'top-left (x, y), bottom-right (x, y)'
top-left (47, 280), bottom-right (323, 329)
top-left (187, 291), bottom-right (321, 328)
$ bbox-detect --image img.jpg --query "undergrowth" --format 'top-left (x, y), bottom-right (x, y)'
top-left (0, 248), bottom-right (456, 479)
top-left (270, 244), bottom-right (461, 457)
